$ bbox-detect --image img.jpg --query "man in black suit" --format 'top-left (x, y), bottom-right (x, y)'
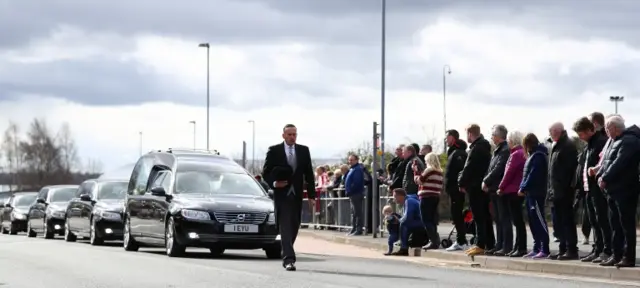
top-left (262, 124), bottom-right (316, 271)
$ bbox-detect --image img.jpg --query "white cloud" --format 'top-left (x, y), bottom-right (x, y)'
top-left (1, 17), bottom-right (639, 172)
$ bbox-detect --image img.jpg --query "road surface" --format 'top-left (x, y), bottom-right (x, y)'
top-left (0, 233), bottom-right (636, 288)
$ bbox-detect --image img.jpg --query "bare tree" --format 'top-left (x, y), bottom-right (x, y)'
top-left (2, 122), bottom-right (22, 190)
top-left (57, 122), bottom-right (79, 172)
top-left (20, 119), bottom-right (67, 187)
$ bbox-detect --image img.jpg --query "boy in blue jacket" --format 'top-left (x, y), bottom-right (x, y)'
top-left (390, 188), bottom-right (424, 256)
top-left (382, 205), bottom-right (401, 255)
top-left (519, 134), bottom-right (550, 259)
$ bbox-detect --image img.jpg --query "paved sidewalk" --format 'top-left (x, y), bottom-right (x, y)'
top-left (300, 227), bottom-right (640, 282)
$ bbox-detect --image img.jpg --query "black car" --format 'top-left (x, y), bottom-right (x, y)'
top-left (26, 185), bottom-right (79, 239)
top-left (1, 192), bottom-right (38, 235)
top-left (123, 149), bottom-right (281, 258)
top-left (64, 179), bottom-right (128, 245)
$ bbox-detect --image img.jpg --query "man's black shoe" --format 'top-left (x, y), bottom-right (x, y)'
top-left (547, 253), bottom-right (561, 260)
top-left (580, 253), bottom-right (598, 262)
top-left (485, 248), bottom-right (497, 255)
top-left (592, 253), bottom-right (610, 263)
top-left (284, 263), bottom-right (297, 271)
top-left (493, 249), bottom-right (510, 256)
top-left (422, 243), bottom-right (439, 250)
top-left (383, 252), bottom-right (393, 256)
top-left (599, 257), bottom-right (620, 267)
top-left (558, 251), bottom-right (579, 261)
top-left (615, 258), bottom-right (636, 268)
top-left (391, 249), bottom-right (409, 256)
top-left (509, 250), bottom-right (527, 258)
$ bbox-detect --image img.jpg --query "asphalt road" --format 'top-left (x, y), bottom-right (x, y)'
top-left (0, 233), bottom-right (636, 288)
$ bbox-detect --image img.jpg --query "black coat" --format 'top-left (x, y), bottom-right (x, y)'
top-left (598, 125), bottom-right (640, 198)
top-left (458, 135), bottom-right (492, 191)
top-left (581, 129), bottom-right (607, 195)
top-left (483, 141), bottom-right (510, 193)
top-left (548, 132), bottom-right (578, 200)
top-left (444, 139), bottom-right (467, 194)
top-left (262, 143), bottom-right (316, 201)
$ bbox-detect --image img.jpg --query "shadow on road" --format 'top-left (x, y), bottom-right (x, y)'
top-left (305, 269), bottom-right (435, 281)
top-left (140, 249), bottom-right (325, 262)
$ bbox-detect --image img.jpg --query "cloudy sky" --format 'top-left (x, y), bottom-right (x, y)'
top-left (1, 0), bottom-right (638, 172)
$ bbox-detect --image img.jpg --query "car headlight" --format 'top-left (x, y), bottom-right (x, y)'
top-left (50, 210), bottom-right (66, 219)
top-left (11, 212), bottom-right (26, 220)
top-left (181, 209), bottom-right (210, 220)
top-left (99, 211), bottom-right (121, 221)
top-left (267, 212), bottom-right (275, 224)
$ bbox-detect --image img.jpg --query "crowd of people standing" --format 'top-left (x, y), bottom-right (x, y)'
top-left (381, 112), bottom-right (639, 268)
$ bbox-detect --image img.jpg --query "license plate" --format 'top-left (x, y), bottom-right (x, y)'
top-left (224, 224), bottom-right (258, 233)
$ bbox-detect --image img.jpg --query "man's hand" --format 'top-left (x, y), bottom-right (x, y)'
top-left (459, 187), bottom-right (466, 193)
top-left (517, 191), bottom-right (525, 197)
top-left (588, 167), bottom-right (597, 177)
top-left (482, 182), bottom-right (488, 193)
top-left (274, 180), bottom-right (288, 188)
top-left (496, 189), bottom-right (501, 196)
top-left (598, 178), bottom-right (606, 189)
top-left (307, 198), bottom-right (316, 211)
top-left (413, 175), bottom-right (422, 184)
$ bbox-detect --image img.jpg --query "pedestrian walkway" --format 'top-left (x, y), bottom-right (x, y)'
top-left (299, 227), bottom-right (640, 282)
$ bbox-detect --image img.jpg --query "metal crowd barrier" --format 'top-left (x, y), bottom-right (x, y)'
top-left (300, 185), bottom-right (404, 237)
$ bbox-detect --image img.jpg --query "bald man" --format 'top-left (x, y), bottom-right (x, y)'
top-left (547, 122), bottom-right (579, 260)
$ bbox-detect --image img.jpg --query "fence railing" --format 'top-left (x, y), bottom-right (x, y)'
top-left (300, 185), bottom-right (403, 237)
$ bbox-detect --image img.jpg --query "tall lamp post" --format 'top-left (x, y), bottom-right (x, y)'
top-left (189, 121), bottom-right (196, 150)
top-left (609, 96), bottom-right (624, 114)
top-left (198, 42), bottom-right (211, 151)
top-left (443, 65), bottom-right (452, 153)
top-left (248, 120), bottom-right (256, 173)
top-left (380, 0), bottom-right (387, 172)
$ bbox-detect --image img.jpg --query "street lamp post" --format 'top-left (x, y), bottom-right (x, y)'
top-left (198, 43), bottom-right (211, 151)
top-left (443, 65), bottom-right (452, 153)
top-left (380, 0), bottom-right (387, 173)
top-left (189, 121), bottom-right (196, 150)
top-left (609, 96), bottom-right (624, 114)
top-left (248, 120), bottom-right (256, 173)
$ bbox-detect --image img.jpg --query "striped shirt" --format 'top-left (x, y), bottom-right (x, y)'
top-left (417, 168), bottom-right (444, 198)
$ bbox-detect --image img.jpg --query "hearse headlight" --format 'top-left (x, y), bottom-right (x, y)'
top-left (268, 212), bottom-right (275, 224)
top-left (181, 209), bottom-right (210, 220)
top-left (12, 212), bottom-right (26, 220)
top-left (50, 210), bottom-right (66, 219)
top-left (99, 211), bottom-right (121, 221)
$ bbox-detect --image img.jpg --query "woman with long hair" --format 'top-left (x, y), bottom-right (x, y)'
top-left (519, 133), bottom-right (551, 259)
top-left (415, 152), bottom-right (444, 250)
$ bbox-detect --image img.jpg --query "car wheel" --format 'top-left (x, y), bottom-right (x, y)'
top-left (9, 222), bottom-right (18, 235)
top-left (43, 219), bottom-right (54, 239)
top-left (1, 226), bottom-right (7, 234)
top-left (26, 220), bottom-right (36, 238)
top-left (89, 217), bottom-right (103, 246)
top-left (165, 217), bottom-right (185, 257)
top-left (123, 215), bottom-right (139, 251)
top-left (64, 220), bottom-right (77, 242)
top-left (264, 244), bottom-right (282, 259)
top-left (209, 247), bottom-right (225, 257)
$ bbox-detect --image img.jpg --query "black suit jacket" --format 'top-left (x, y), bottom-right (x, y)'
top-left (262, 142), bottom-right (316, 202)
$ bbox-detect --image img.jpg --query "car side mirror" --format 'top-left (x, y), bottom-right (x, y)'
top-left (79, 194), bottom-right (92, 202)
top-left (267, 189), bottom-right (274, 200)
top-left (36, 198), bottom-right (46, 204)
top-left (150, 186), bottom-right (166, 197)
top-left (4, 203), bottom-right (10, 208)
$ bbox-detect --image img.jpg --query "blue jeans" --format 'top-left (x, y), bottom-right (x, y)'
top-left (400, 222), bottom-right (423, 249)
top-left (388, 232), bottom-right (399, 253)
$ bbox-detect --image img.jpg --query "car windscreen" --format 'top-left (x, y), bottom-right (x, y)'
top-left (49, 188), bottom-right (77, 202)
top-left (12, 194), bottom-right (37, 206)
top-left (97, 182), bottom-right (128, 200)
top-left (175, 163), bottom-right (266, 197)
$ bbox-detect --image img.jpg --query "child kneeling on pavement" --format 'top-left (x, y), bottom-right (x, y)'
top-left (383, 205), bottom-right (401, 255)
